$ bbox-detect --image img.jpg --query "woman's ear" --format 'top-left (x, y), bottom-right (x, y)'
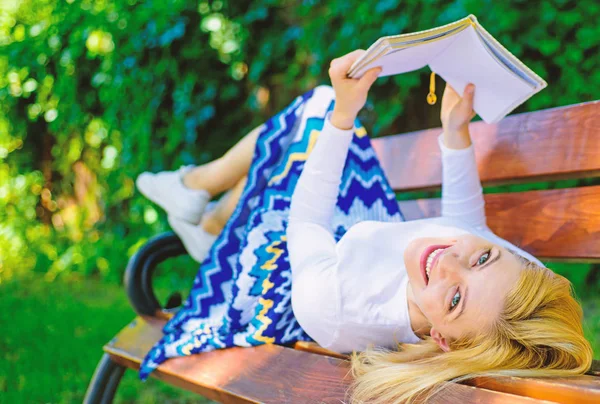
top-left (430, 327), bottom-right (451, 352)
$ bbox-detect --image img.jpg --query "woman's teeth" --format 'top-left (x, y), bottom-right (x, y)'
top-left (425, 248), bottom-right (445, 280)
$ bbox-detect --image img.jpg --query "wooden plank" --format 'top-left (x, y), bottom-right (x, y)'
top-left (398, 186), bottom-right (600, 261)
top-left (105, 317), bottom-right (554, 403)
top-left (591, 360), bottom-right (600, 376)
top-left (428, 384), bottom-right (556, 404)
top-left (464, 375), bottom-right (600, 404)
top-left (294, 341), bottom-right (347, 360)
top-left (371, 101), bottom-right (600, 192)
top-left (296, 342), bottom-right (600, 377)
top-left (106, 316), bottom-right (351, 404)
top-left (296, 342), bottom-right (600, 404)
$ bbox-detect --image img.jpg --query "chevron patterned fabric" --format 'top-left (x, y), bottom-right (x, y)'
top-left (139, 86), bottom-right (405, 380)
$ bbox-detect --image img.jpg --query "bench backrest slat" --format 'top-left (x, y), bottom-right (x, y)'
top-left (371, 101), bottom-right (600, 192)
top-left (398, 185), bottom-right (600, 261)
top-left (370, 100), bottom-right (600, 261)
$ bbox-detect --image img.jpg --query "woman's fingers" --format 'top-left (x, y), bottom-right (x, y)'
top-left (329, 49), bottom-right (380, 90)
top-left (358, 66), bottom-right (382, 90)
top-left (443, 83), bottom-right (459, 98)
top-left (329, 49), bottom-right (365, 78)
top-left (328, 49), bottom-right (380, 129)
top-left (456, 84), bottom-right (475, 118)
top-left (441, 84), bottom-right (458, 116)
top-left (441, 83), bottom-right (476, 132)
top-left (462, 84), bottom-right (475, 105)
top-left (330, 49), bottom-right (365, 67)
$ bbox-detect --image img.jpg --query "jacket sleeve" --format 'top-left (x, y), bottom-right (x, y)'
top-left (286, 113), bottom-right (354, 348)
top-left (438, 134), bottom-right (487, 229)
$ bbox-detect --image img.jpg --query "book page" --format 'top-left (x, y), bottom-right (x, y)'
top-left (348, 16), bottom-right (475, 76)
top-left (429, 26), bottom-right (534, 123)
top-left (473, 21), bottom-right (546, 89)
top-left (350, 35), bottom-right (458, 78)
top-left (474, 30), bottom-right (539, 87)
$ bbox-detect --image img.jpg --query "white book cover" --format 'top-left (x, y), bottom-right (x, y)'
top-left (348, 15), bottom-right (547, 123)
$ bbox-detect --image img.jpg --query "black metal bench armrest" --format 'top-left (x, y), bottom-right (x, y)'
top-left (124, 231), bottom-right (187, 316)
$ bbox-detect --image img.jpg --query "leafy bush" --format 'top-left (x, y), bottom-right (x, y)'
top-left (1, 0), bottom-right (598, 282)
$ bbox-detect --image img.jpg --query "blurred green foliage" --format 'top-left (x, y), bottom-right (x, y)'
top-left (1, 0), bottom-right (599, 282)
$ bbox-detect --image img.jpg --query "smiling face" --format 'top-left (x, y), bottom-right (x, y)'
top-left (404, 234), bottom-right (523, 349)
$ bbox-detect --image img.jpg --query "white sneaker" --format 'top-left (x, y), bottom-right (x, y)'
top-left (168, 215), bottom-right (219, 263)
top-left (136, 166), bottom-right (210, 224)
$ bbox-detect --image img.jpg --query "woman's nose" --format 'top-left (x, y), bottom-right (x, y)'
top-left (436, 250), bottom-right (466, 281)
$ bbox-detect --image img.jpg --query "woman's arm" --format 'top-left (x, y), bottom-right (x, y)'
top-left (287, 115), bottom-right (353, 347)
top-left (287, 51), bottom-right (381, 346)
top-left (438, 84), bottom-right (487, 229)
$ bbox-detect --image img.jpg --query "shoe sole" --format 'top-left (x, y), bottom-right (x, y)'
top-left (167, 215), bottom-right (209, 263)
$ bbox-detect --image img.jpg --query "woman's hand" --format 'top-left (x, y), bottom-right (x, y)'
top-left (440, 83), bottom-right (476, 149)
top-left (329, 50), bottom-right (382, 130)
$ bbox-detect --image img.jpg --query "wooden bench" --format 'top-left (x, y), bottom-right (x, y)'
top-left (84, 100), bottom-right (600, 403)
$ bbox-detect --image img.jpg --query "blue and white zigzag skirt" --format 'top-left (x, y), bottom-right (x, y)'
top-left (139, 85), bottom-right (405, 380)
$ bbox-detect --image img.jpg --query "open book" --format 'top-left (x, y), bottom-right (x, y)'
top-left (348, 15), bottom-right (547, 123)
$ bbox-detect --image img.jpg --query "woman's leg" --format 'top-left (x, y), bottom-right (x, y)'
top-left (164, 175), bottom-right (247, 262)
top-left (200, 176), bottom-right (247, 235)
top-left (139, 86), bottom-right (332, 380)
top-left (182, 126), bottom-right (260, 196)
top-left (137, 123), bottom-right (259, 223)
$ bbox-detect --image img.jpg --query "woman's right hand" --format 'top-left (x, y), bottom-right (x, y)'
top-left (328, 50), bottom-right (382, 130)
top-left (440, 83), bottom-right (476, 149)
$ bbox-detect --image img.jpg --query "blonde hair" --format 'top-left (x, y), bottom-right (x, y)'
top-left (349, 260), bottom-right (593, 403)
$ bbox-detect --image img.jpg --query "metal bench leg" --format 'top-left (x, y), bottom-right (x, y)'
top-left (83, 353), bottom-right (125, 404)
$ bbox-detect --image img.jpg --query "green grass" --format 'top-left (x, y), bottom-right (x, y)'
top-left (0, 275), bottom-right (214, 404)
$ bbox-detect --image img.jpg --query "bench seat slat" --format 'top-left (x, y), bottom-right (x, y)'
top-left (372, 101), bottom-right (600, 192)
top-left (398, 185), bottom-right (600, 261)
top-left (106, 316), bottom-right (351, 403)
top-left (295, 343), bottom-right (600, 404)
top-left (295, 342), bottom-right (600, 375)
top-left (106, 317), bottom-right (558, 403)
top-left (465, 375), bottom-right (600, 404)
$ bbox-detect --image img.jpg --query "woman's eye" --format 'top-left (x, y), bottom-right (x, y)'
top-left (477, 250), bottom-right (491, 265)
top-left (450, 290), bottom-right (461, 311)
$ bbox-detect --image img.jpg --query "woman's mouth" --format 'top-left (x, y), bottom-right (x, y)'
top-left (420, 245), bottom-right (452, 286)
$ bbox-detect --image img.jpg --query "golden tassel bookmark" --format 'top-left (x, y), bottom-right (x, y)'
top-left (427, 72), bottom-right (437, 105)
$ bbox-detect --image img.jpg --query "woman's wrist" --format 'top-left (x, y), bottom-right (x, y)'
top-left (330, 108), bottom-right (356, 130)
top-left (442, 126), bottom-right (472, 149)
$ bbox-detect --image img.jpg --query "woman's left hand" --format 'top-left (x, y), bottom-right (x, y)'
top-left (329, 50), bottom-right (382, 130)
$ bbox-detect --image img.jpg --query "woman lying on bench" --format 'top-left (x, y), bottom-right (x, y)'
top-left (135, 50), bottom-right (593, 403)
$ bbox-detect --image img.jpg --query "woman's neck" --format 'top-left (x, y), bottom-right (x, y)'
top-left (406, 281), bottom-right (431, 339)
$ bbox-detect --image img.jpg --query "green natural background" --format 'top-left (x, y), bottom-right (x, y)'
top-left (0, 0), bottom-right (598, 402)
